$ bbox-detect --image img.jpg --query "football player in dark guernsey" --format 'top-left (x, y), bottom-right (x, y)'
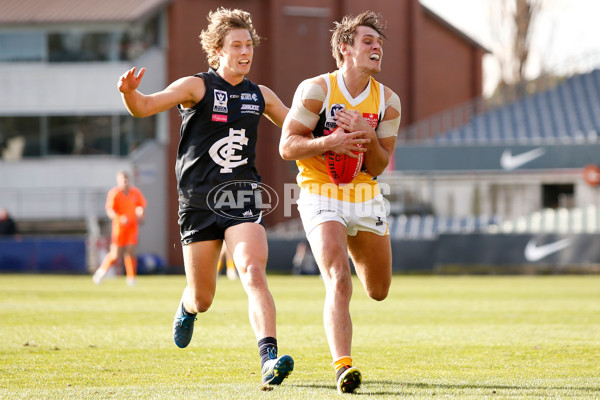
top-left (117, 7), bottom-right (293, 387)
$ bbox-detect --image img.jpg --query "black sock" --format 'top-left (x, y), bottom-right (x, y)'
top-left (258, 337), bottom-right (278, 367)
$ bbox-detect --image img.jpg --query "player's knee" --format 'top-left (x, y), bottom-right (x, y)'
top-left (239, 262), bottom-right (267, 289)
top-left (189, 293), bottom-right (213, 313)
top-left (325, 266), bottom-right (353, 299)
top-left (365, 282), bottom-right (390, 301)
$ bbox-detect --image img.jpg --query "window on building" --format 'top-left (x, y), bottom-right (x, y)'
top-left (48, 115), bottom-right (116, 155)
top-left (48, 31), bottom-right (123, 62)
top-left (0, 115), bottom-right (156, 159)
top-left (119, 115), bottom-right (156, 155)
top-left (0, 14), bottom-right (162, 64)
top-left (0, 31), bottom-right (45, 62)
top-left (0, 117), bottom-right (42, 159)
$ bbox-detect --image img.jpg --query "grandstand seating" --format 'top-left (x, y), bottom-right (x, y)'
top-left (389, 205), bottom-right (600, 239)
top-left (434, 69), bottom-right (600, 144)
top-left (269, 69), bottom-right (600, 242)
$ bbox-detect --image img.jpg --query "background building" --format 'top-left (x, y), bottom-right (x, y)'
top-left (0, 0), bottom-right (488, 268)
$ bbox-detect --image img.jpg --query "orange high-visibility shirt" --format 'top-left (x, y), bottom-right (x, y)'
top-left (106, 186), bottom-right (147, 245)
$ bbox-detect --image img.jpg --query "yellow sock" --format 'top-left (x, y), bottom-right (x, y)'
top-left (332, 356), bottom-right (353, 373)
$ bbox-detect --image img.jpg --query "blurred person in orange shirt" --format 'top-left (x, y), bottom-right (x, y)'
top-left (93, 170), bottom-right (147, 286)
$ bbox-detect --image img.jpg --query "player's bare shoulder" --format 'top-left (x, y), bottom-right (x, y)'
top-left (306, 75), bottom-right (327, 92)
top-left (382, 85), bottom-right (399, 103)
top-left (258, 85), bottom-right (277, 103)
top-left (381, 85), bottom-right (401, 121)
top-left (173, 75), bottom-right (207, 109)
top-left (295, 76), bottom-right (327, 115)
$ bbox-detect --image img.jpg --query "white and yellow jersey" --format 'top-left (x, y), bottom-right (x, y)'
top-left (296, 70), bottom-right (386, 202)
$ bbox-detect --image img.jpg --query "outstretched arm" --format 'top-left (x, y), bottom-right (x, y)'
top-left (259, 85), bottom-right (289, 127)
top-left (117, 67), bottom-right (205, 118)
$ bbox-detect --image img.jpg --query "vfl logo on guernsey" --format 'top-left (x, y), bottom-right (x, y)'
top-left (325, 103), bottom-right (345, 130)
top-left (209, 128), bottom-right (248, 173)
top-left (213, 89), bottom-right (228, 113)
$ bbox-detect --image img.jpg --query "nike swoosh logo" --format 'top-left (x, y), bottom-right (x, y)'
top-left (500, 148), bottom-right (545, 170)
top-left (524, 238), bottom-right (571, 262)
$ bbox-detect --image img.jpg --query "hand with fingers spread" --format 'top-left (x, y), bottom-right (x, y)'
top-left (325, 127), bottom-right (370, 159)
top-left (118, 67), bottom-right (146, 93)
top-left (335, 109), bottom-right (377, 148)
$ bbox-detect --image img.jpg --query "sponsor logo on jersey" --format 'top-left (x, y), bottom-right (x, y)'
top-left (213, 89), bottom-right (228, 113)
top-left (208, 128), bottom-right (249, 173)
top-left (362, 113), bottom-right (378, 128)
top-left (241, 93), bottom-right (259, 101)
top-left (212, 114), bottom-right (228, 122)
top-left (241, 104), bottom-right (260, 112)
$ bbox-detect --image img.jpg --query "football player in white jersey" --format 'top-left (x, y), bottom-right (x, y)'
top-left (280, 11), bottom-right (401, 394)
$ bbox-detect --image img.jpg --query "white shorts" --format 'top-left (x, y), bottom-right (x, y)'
top-left (297, 191), bottom-right (389, 237)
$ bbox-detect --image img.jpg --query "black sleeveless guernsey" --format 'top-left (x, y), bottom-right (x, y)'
top-left (176, 68), bottom-right (265, 210)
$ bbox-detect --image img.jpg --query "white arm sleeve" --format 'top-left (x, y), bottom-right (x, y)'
top-left (288, 80), bottom-right (326, 129)
top-left (376, 92), bottom-right (401, 138)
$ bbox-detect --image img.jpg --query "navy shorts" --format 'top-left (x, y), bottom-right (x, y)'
top-left (178, 205), bottom-right (264, 244)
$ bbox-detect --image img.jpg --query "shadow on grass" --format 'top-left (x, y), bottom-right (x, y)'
top-left (292, 380), bottom-right (599, 397)
top-left (399, 381), bottom-right (598, 392)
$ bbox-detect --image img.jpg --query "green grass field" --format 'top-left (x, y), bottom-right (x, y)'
top-left (0, 274), bottom-right (599, 399)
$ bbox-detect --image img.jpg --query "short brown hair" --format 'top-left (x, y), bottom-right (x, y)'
top-left (199, 8), bottom-right (261, 69)
top-left (330, 11), bottom-right (386, 68)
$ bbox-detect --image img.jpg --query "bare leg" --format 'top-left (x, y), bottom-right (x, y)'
top-left (181, 240), bottom-right (222, 313)
top-left (348, 231), bottom-right (392, 301)
top-left (225, 223), bottom-right (275, 338)
top-left (307, 221), bottom-right (353, 359)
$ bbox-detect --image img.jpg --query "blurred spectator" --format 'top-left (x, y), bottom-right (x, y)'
top-left (92, 171), bottom-right (147, 286)
top-left (0, 208), bottom-right (18, 236)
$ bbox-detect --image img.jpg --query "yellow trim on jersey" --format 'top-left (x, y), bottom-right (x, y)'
top-left (296, 71), bottom-right (384, 202)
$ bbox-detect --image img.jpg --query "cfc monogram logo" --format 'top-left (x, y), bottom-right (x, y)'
top-left (209, 128), bottom-right (249, 173)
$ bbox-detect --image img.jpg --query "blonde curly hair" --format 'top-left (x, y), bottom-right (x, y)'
top-left (330, 11), bottom-right (386, 68)
top-left (199, 8), bottom-right (261, 69)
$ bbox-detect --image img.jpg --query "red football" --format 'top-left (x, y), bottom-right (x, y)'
top-left (324, 146), bottom-right (364, 185)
